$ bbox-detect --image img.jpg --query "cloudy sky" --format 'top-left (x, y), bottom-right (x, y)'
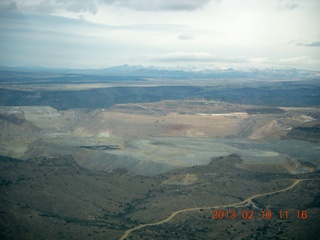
top-left (0, 0), bottom-right (319, 70)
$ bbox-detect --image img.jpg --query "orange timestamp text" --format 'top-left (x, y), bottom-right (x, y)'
top-left (212, 209), bottom-right (308, 220)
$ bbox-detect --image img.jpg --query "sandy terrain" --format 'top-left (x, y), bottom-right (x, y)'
top-left (249, 120), bottom-right (277, 139)
top-left (0, 101), bottom-right (319, 175)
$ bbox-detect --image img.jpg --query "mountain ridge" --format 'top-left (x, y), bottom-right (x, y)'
top-left (0, 64), bottom-right (319, 79)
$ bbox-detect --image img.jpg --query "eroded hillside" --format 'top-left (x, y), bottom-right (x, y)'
top-left (0, 100), bottom-right (319, 176)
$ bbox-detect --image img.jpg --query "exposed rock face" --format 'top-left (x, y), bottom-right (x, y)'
top-left (162, 174), bottom-right (198, 185)
top-left (249, 120), bottom-right (277, 139)
top-left (0, 102), bottom-right (319, 176)
top-left (0, 113), bottom-right (40, 137)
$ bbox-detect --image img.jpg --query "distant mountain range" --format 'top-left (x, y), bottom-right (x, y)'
top-left (0, 64), bottom-right (319, 79)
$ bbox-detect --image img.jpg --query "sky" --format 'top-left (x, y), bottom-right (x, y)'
top-left (0, 0), bottom-right (319, 70)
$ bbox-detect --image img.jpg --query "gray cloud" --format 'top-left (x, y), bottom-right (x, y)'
top-left (297, 41), bottom-right (320, 47)
top-left (178, 34), bottom-right (193, 40)
top-left (1, 0), bottom-right (97, 14)
top-left (278, 0), bottom-right (299, 10)
top-left (1, 0), bottom-right (213, 14)
top-left (157, 52), bottom-right (248, 63)
top-left (0, 2), bottom-right (17, 11)
top-left (59, 0), bottom-right (97, 14)
top-left (100, 0), bottom-right (212, 11)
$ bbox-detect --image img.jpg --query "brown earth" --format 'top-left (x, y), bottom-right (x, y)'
top-left (249, 120), bottom-right (277, 139)
top-left (74, 111), bottom-right (245, 138)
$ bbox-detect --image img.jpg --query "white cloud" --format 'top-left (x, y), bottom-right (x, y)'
top-left (157, 52), bottom-right (248, 63)
top-left (100, 0), bottom-right (212, 11)
top-left (248, 58), bottom-right (270, 63)
top-left (158, 52), bottom-right (214, 62)
top-left (276, 56), bottom-right (320, 69)
top-left (1, 0), bottom-right (320, 71)
top-left (278, 56), bottom-right (311, 63)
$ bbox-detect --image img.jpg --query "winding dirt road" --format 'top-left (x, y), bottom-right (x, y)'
top-left (119, 178), bottom-right (315, 240)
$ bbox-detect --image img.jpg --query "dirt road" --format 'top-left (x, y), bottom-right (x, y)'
top-left (119, 179), bottom-right (314, 240)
